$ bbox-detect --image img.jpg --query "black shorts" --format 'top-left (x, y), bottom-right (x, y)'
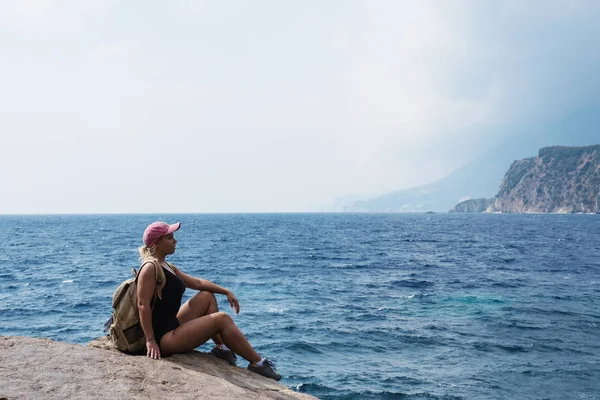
top-left (153, 318), bottom-right (180, 348)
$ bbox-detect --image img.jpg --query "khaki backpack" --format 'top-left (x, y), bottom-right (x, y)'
top-left (105, 260), bottom-right (167, 353)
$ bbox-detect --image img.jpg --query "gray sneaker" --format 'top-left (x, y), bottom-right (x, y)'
top-left (210, 345), bottom-right (237, 366)
top-left (247, 359), bottom-right (281, 381)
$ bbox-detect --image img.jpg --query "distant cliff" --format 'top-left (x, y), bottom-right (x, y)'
top-left (340, 142), bottom-right (525, 212)
top-left (488, 145), bottom-right (600, 213)
top-left (451, 198), bottom-right (494, 213)
top-left (333, 110), bottom-right (600, 214)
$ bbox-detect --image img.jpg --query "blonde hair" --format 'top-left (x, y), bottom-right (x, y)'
top-left (138, 245), bottom-right (158, 264)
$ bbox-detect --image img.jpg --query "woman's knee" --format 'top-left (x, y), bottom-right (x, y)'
top-left (212, 311), bottom-right (233, 328)
top-left (191, 291), bottom-right (216, 306)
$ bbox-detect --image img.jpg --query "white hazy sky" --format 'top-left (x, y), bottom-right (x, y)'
top-left (1, 0), bottom-right (599, 213)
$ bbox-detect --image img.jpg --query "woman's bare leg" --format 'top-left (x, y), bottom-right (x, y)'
top-left (177, 291), bottom-right (225, 345)
top-left (160, 312), bottom-right (261, 363)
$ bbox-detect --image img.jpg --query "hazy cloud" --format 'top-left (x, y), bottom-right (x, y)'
top-left (1, 1), bottom-right (599, 213)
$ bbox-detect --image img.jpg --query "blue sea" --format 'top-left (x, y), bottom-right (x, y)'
top-left (1, 213), bottom-right (599, 399)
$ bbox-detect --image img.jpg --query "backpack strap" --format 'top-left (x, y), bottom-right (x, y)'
top-left (137, 260), bottom-right (167, 300)
top-left (152, 260), bottom-right (166, 300)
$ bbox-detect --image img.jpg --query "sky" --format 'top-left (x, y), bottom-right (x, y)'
top-left (1, 0), bottom-right (599, 213)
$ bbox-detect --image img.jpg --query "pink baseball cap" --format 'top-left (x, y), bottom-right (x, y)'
top-left (143, 221), bottom-right (181, 247)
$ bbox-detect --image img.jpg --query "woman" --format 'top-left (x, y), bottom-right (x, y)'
top-left (137, 221), bottom-right (281, 381)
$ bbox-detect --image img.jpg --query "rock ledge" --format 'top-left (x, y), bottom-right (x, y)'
top-left (0, 336), bottom-right (317, 400)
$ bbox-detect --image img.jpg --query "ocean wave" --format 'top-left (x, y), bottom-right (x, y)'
top-left (388, 279), bottom-right (434, 289)
top-left (307, 254), bottom-right (348, 261)
top-left (332, 329), bottom-right (445, 348)
top-left (70, 301), bottom-right (94, 310)
top-left (286, 341), bottom-right (323, 354)
top-left (439, 295), bottom-right (506, 305)
top-left (1, 307), bottom-right (44, 316)
top-left (267, 307), bottom-right (288, 314)
top-left (56, 326), bottom-right (80, 334)
top-left (297, 385), bottom-right (463, 400)
top-left (343, 313), bottom-right (384, 323)
top-left (330, 263), bottom-right (372, 270)
top-left (3, 284), bottom-right (21, 290)
top-left (473, 341), bottom-right (533, 353)
top-left (438, 258), bottom-right (456, 263)
top-left (90, 279), bottom-right (120, 288)
top-left (238, 280), bottom-right (268, 286)
top-left (490, 281), bottom-right (523, 288)
top-left (240, 264), bottom-right (270, 270)
top-left (294, 382), bottom-right (338, 397)
top-left (403, 238), bottom-right (441, 243)
top-left (380, 376), bottom-right (426, 386)
top-left (280, 324), bottom-right (298, 331)
top-left (424, 324), bottom-right (448, 331)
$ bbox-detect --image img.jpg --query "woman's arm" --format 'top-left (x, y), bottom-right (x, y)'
top-left (171, 265), bottom-right (226, 293)
top-left (137, 262), bottom-right (161, 359)
top-left (172, 265), bottom-right (240, 314)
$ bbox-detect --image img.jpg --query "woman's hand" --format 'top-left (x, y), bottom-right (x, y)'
top-left (146, 338), bottom-right (161, 360)
top-left (226, 291), bottom-right (240, 314)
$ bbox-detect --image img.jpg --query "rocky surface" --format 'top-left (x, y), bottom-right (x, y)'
top-left (488, 145), bottom-right (600, 213)
top-left (0, 336), bottom-right (317, 400)
top-left (450, 198), bottom-right (494, 213)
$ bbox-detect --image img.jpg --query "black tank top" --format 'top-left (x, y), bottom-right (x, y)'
top-left (151, 264), bottom-right (186, 343)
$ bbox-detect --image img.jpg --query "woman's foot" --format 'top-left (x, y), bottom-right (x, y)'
top-left (247, 358), bottom-right (281, 381)
top-left (210, 345), bottom-right (237, 366)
